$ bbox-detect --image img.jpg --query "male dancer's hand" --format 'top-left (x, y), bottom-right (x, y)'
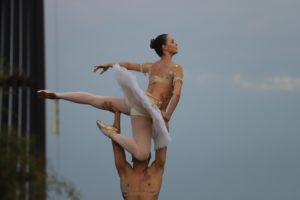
top-left (161, 111), bottom-right (170, 122)
top-left (101, 101), bottom-right (121, 132)
top-left (161, 111), bottom-right (170, 130)
top-left (102, 101), bottom-right (118, 113)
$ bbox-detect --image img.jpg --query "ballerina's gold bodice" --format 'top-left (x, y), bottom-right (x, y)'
top-left (140, 62), bottom-right (183, 110)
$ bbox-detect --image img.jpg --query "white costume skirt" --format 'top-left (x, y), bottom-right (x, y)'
top-left (113, 64), bottom-right (171, 149)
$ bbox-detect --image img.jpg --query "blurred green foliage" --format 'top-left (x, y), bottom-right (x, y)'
top-left (0, 128), bottom-right (81, 200)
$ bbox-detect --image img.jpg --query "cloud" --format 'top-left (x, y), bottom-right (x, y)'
top-left (185, 70), bottom-right (220, 87)
top-left (233, 74), bottom-right (300, 91)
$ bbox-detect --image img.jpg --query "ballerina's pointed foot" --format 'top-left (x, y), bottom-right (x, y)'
top-left (96, 120), bottom-right (118, 138)
top-left (37, 90), bottom-right (58, 99)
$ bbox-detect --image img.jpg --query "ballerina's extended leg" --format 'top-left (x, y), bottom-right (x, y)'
top-left (37, 90), bottom-right (130, 115)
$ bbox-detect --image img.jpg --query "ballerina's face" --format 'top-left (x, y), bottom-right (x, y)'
top-left (163, 35), bottom-right (178, 55)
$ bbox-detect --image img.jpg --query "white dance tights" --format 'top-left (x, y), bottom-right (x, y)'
top-left (56, 91), bottom-right (152, 161)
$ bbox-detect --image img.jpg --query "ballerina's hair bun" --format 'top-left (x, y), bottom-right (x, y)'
top-left (150, 39), bottom-right (156, 49)
top-left (150, 34), bottom-right (168, 57)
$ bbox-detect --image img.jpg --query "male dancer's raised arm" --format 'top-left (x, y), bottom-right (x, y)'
top-left (108, 111), bottom-right (130, 176)
top-left (100, 101), bottom-right (130, 176)
top-left (111, 114), bottom-right (130, 176)
top-left (152, 147), bottom-right (167, 170)
top-left (150, 123), bottom-right (168, 171)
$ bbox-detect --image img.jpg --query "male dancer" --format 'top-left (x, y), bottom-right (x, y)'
top-left (100, 102), bottom-right (167, 200)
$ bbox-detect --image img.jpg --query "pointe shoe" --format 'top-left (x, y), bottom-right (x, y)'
top-left (96, 120), bottom-right (118, 137)
top-left (37, 90), bottom-right (58, 99)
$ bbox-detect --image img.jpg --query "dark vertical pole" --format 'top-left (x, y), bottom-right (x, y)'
top-left (27, 1), bottom-right (34, 199)
top-left (11, 1), bottom-right (21, 199)
top-left (20, 0), bottom-right (29, 197)
top-left (0, 0), bottom-right (10, 132)
top-left (32, 0), bottom-right (46, 157)
top-left (0, 0), bottom-right (2, 134)
top-left (28, 0), bottom-right (46, 199)
top-left (12, 0), bottom-right (20, 131)
top-left (0, 0), bottom-right (4, 132)
top-left (21, 0), bottom-right (28, 136)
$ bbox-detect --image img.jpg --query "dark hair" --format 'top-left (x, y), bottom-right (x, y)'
top-left (150, 34), bottom-right (168, 57)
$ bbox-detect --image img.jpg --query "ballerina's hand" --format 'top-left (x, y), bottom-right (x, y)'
top-left (93, 64), bottom-right (111, 74)
top-left (161, 111), bottom-right (170, 122)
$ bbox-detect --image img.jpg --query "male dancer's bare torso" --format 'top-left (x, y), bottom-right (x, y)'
top-left (120, 164), bottom-right (163, 200)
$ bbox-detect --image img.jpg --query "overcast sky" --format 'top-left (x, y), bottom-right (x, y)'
top-left (44, 0), bottom-right (300, 199)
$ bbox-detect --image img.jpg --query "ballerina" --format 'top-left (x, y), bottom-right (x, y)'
top-left (38, 34), bottom-right (183, 161)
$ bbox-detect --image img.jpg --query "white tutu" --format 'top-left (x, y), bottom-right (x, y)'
top-left (113, 64), bottom-right (171, 149)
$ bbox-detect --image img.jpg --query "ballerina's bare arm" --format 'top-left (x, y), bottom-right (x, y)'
top-left (119, 62), bottom-right (141, 72)
top-left (164, 65), bottom-right (184, 121)
top-left (94, 62), bottom-right (153, 74)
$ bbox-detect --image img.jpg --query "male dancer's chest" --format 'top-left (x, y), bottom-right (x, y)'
top-left (120, 170), bottom-right (162, 199)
